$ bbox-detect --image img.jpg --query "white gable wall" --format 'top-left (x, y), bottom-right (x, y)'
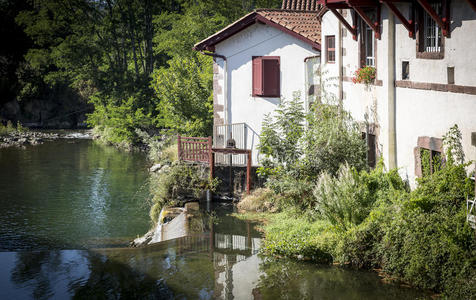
top-left (321, 2), bottom-right (476, 186)
top-left (213, 23), bottom-right (319, 165)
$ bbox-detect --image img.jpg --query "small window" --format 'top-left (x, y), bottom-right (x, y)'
top-left (402, 61), bottom-right (409, 80)
top-left (362, 132), bottom-right (377, 168)
top-left (414, 136), bottom-right (444, 178)
top-left (326, 36), bottom-right (335, 63)
top-left (420, 148), bottom-right (442, 177)
top-left (417, 1), bottom-right (444, 58)
top-left (447, 66), bottom-right (455, 84)
top-left (252, 56), bottom-right (280, 97)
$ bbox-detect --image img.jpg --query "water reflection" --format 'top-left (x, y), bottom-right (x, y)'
top-left (0, 207), bottom-right (431, 299)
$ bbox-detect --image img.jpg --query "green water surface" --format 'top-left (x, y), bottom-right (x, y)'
top-left (0, 139), bottom-right (151, 250)
top-left (0, 139), bottom-right (431, 299)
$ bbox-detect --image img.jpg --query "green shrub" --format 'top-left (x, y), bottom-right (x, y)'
top-left (407, 162), bottom-right (473, 212)
top-left (302, 101), bottom-right (367, 179)
top-left (149, 163), bottom-right (218, 224)
top-left (258, 91), bottom-right (305, 171)
top-left (313, 162), bottom-right (408, 230)
top-left (261, 212), bottom-right (333, 263)
top-left (87, 95), bottom-right (152, 147)
top-left (237, 188), bottom-right (278, 213)
top-left (0, 121), bottom-right (28, 135)
top-left (135, 129), bottom-right (178, 164)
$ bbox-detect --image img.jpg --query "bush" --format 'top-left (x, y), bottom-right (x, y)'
top-left (302, 102), bottom-right (367, 179)
top-left (88, 95), bottom-right (153, 147)
top-left (313, 162), bottom-right (408, 230)
top-left (149, 163), bottom-right (218, 224)
top-left (261, 212), bottom-right (333, 263)
top-left (135, 129), bottom-right (178, 164)
top-left (0, 121), bottom-right (28, 135)
top-left (237, 188), bottom-right (278, 213)
top-left (258, 91), bottom-right (305, 171)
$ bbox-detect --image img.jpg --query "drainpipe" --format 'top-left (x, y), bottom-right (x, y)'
top-left (387, 14), bottom-right (397, 169)
top-left (338, 9), bottom-right (343, 104)
top-left (200, 51), bottom-right (230, 141)
top-left (304, 54), bottom-right (321, 116)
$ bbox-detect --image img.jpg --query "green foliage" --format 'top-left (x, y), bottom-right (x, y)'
top-left (149, 163), bottom-right (219, 224)
top-left (380, 201), bottom-right (476, 297)
top-left (88, 96), bottom-right (152, 147)
top-left (313, 162), bottom-right (408, 231)
top-left (409, 161), bottom-right (473, 212)
top-left (255, 124), bottom-right (475, 297)
top-left (152, 53), bottom-right (213, 137)
top-left (0, 120), bottom-right (29, 135)
top-left (443, 124), bottom-right (465, 165)
top-left (302, 101), bottom-right (367, 179)
top-left (261, 212), bottom-right (333, 263)
top-left (258, 92), bottom-right (305, 170)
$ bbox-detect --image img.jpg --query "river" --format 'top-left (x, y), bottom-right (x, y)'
top-left (0, 138), bottom-right (431, 299)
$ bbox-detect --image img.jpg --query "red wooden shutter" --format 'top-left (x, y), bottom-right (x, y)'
top-left (262, 57), bottom-right (280, 97)
top-left (252, 56), bottom-right (262, 96)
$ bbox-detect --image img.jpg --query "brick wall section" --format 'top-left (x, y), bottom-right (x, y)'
top-left (414, 136), bottom-right (443, 178)
top-left (396, 80), bottom-right (476, 95)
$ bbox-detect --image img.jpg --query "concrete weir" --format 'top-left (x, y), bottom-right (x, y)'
top-left (131, 202), bottom-right (200, 247)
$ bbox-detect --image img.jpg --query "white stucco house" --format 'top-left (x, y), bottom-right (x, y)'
top-left (317, 0), bottom-right (476, 185)
top-left (195, 0), bottom-right (476, 186)
top-left (194, 7), bottom-right (322, 165)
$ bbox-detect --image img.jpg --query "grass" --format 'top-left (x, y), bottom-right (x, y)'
top-left (236, 188), bottom-right (278, 213)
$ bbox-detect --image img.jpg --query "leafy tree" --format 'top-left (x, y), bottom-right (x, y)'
top-left (152, 53), bottom-right (213, 137)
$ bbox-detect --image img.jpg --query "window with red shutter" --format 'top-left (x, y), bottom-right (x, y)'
top-left (252, 56), bottom-right (280, 97)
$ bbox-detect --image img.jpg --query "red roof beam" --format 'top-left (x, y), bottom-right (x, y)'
top-left (347, 0), bottom-right (381, 6)
top-left (465, 0), bottom-right (476, 12)
top-left (381, 0), bottom-right (415, 38)
top-left (318, 0), bottom-right (351, 8)
top-left (329, 8), bottom-right (358, 40)
top-left (416, 0), bottom-right (450, 37)
top-left (353, 5), bottom-right (381, 39)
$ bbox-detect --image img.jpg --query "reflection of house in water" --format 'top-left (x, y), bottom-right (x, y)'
top-left (143, 209), bottom-right (263, 299)
top-left (212, 232), bottom-right (262, 300)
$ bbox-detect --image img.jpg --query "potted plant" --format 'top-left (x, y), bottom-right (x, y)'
top-left (352, 66), bottom-right (376, 86)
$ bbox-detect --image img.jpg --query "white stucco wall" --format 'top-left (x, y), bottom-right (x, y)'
top-left (213, 23), bottom-right (319, 165)
top-left (394, 1), bottom-right (476, 86)
top-left (321, 2), bottom-right (476, 186)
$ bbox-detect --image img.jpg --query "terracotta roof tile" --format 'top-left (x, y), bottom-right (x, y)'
top-left (257, 10), bottom-right (321, 45)
top-left (194, 9), bottom-right (321, 51)
top-left (281, 0), bottom-right (320, 11)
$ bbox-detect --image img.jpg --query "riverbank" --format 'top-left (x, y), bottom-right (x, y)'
top-left (235, 164), bottom-right (476, 299)
top-left (0, 129), bottom-right (93, 148)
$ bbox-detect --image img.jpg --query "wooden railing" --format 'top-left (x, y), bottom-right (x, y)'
top-left (177, 135), bottom-right (252, 194)
top-left (177, 135), bottom-right (212, 163)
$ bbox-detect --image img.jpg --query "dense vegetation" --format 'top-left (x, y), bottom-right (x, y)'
top-left (1, 0), bottom-right (281, 141)
top-left (243, 94), bottom-right (476, 297)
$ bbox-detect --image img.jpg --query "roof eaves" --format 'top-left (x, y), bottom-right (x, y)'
top-left (194, 9), bottom-right (321, 52)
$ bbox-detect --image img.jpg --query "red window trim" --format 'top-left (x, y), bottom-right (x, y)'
top-left (326, 35), bottom-right (336, 64)
top-left (252, 56), bottom-right (281, 98)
